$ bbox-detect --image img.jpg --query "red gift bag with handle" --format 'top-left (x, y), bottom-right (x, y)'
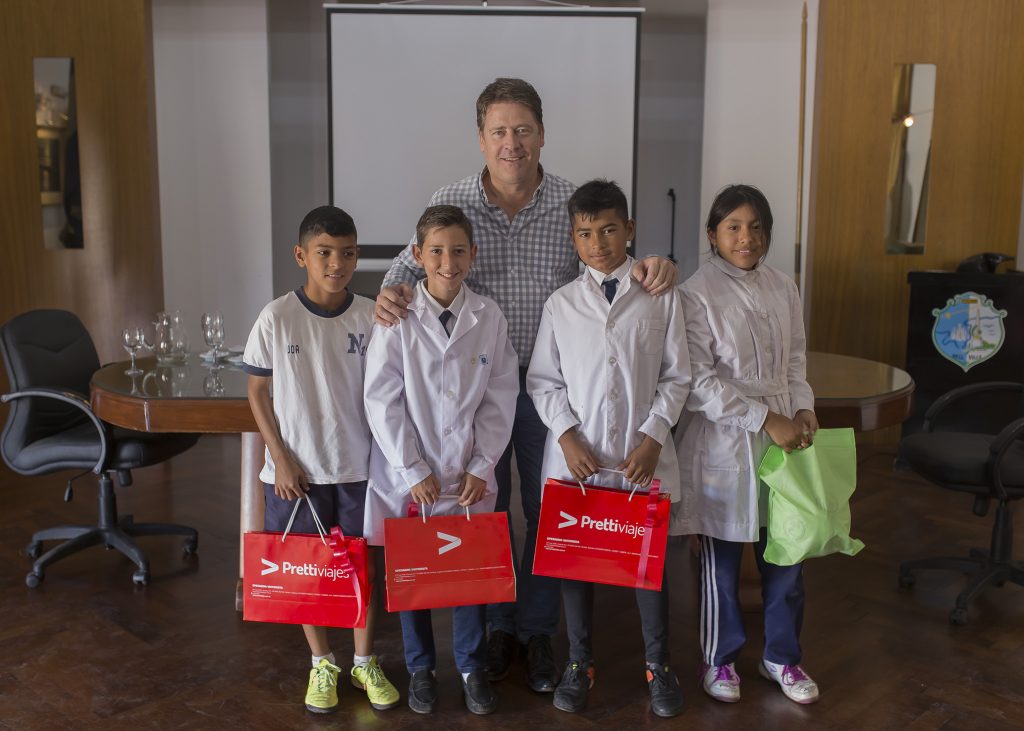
top-left (533, 473), bottom-right (670, 590)
top-left (243, 496), bottom-right (368, 628)
top-left (384, 497), bottom-right (516, 612)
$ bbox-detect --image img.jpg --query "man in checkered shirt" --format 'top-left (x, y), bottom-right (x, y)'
top-left (376, 78), bottom-right (677, 694)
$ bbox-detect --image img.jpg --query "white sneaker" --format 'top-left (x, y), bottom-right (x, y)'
top-left (700, 662), bottom-right (741, 703)
top-left (759, 660), bottom-right (819, 704)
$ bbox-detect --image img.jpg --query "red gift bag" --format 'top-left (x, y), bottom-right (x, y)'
top-left (384, 501), bottom-right (516, 612)
top-left (533, 475), bottom-right (670, 590)
top-left (243, 496), bottom-right (369, 628)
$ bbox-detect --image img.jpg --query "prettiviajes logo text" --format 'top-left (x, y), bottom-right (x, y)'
top-left (260, 558), bottom-right (351, 580)
top-left (558, 511), bottom-right (647, 538)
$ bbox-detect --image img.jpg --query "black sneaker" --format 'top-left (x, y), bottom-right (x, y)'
top-left (486, 630), bottom-right (517, 681)
top-left (462, 670), bottom-right (497, 715)
top-left (408, 669), bottom-right (437, 714)
top-left (646, 664), bottom-right (684, 718)
top-left (552, 661), bottom-right (595, 713)
top-left (525, 634), bottom-right (559, 693)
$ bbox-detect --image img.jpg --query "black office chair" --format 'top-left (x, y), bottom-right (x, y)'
top-left (897, 381), bottom-right (1024, 625)
top-left (0, 309), bottom-right (200, 587)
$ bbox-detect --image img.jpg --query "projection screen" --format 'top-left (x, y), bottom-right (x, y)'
top-left (327, 5), bottom-right (641, 260)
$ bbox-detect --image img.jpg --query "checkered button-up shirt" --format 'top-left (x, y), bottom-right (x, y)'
top-left (382, 169), bottom-right (578, 365)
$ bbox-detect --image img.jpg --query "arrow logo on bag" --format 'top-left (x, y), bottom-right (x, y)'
top-left (558, 511), bottom-right (578, 529)
top-left (437, 531), bottom-right (462, 555)
top-left (260, 558), bottom-right (279, 575)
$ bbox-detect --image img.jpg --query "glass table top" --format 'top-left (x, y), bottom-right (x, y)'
top-left (92, 354), bottom-right (249, 400)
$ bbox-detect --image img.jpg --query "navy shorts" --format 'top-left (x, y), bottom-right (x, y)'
top-left (263, 480), bottom-right (367, 538)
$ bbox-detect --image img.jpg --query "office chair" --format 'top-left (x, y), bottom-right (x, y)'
top-left (897, 381), bottom-right (1024, 625)
top-left (1, 309), bottom-right (199, 587)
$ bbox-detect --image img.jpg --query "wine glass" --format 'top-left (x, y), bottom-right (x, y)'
top-left (200, 311), bottom-right (224, 359)
top-left (122, 327), bottom-right (144, 375)
top-left (203, 321), bottom-right (226, 365)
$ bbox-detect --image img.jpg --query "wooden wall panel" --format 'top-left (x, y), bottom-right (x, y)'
top-left (0, 0), bottom-right (163, 364)
top-left (806, 0), bottom-right (1024, 367)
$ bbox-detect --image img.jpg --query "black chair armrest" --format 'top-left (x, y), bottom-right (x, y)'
top-left (923, 382), bottom-right (1023, 432)
top-left (1, 387), bottom-right (110, 473)
top-left (988, 416), bottom-right (1024, 500)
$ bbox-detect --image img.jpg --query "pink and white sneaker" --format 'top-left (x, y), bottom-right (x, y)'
top-left (700, 662), bottom-right (741, 703)
top-left (759, 660), bottom-right (819, 704)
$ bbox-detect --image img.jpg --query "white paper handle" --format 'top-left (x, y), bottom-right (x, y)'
top-left (420, 493), bottom-right (471, 522)
top-left (577, 467), bottom-right (657, 501)
top-left (281, 495), bottom-right (328, 544)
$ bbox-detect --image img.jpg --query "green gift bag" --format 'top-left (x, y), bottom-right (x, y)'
top-left (757, 427), bottom-right (865, 566)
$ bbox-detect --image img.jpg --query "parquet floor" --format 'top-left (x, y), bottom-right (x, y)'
top-left (0, 436), bottom-right (1021, 730)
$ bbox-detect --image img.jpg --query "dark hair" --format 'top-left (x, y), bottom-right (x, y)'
top-left (705, 184), bottom-right (773, 252)
top-left (415, 205), bottom-right (474, 246)
top-left (567, 179), bottom-right (630, 225)
top-left (298, 205), bottom-right (356, 246)
top-left (476, 78), bottom-right (543, 130)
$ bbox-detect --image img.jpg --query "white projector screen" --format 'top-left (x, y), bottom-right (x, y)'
top-left (327, 5), bottom-right (641, 260)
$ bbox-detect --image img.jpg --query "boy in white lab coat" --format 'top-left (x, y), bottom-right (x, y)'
top-left (527, 180), bottom-right (691, 718)
top-left (243, 205), bottom-right (400, 715)
top-left (362, 205), bottom-right (519, 716)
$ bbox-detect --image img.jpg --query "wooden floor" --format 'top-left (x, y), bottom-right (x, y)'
top-left (1, 436), bottom-right (1022, 730)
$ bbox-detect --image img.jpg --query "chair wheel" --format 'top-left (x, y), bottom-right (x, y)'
top-left (898, 572), bottom-right (916, 588)
top-left (183, 536), bottom-right (198, 555)
top-left (949, 607), bottom-right (968, 626)
top-left (132, 569), bottom-right (149, 586)
top-left (24, 541), bottom-right (42, 559)
top-left (25, 571), bottom-right (43, 588)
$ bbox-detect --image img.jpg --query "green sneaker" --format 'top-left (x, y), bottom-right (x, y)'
top-left (351, 655), bottom-right (400, 710)
top-left (305, 658), bottom-right (341, 714)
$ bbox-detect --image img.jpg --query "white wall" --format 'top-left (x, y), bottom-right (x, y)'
top-left (700, 0), bottom-right (818, 286)
top-left (152, 0), bottom-right (273, 348)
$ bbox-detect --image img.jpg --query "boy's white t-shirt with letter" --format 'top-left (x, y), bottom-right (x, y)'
top-left (242, 288), bottom-right (374, 485)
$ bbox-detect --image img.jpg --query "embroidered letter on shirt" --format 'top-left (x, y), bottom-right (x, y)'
top-left (347, 333), bottom-right (366, 355)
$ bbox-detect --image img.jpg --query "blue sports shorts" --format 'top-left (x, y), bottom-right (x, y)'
top-left (262, 480), bottom-right (368, 538)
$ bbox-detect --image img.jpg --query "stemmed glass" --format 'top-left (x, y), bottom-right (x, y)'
top-left (122, 327), bottom-right (144, 375)
top-left (201, 311), bottom-right (224, 360)
top-left (203, 316), bottom-right (226, 366)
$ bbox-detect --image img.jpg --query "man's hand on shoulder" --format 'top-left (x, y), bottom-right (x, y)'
top-left (631, 256), bottom-right (678, 296)
top-left (375, 283), bottom-right (414, 326)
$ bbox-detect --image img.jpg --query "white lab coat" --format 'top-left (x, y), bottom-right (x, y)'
top-left (672, 256), bottom-right (815, 542)
top-left (527, 262), bottom-right (691, 511)
top-left (362, 284), bottom-right (519, 545)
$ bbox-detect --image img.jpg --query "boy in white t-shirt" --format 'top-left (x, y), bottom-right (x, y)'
top-left (242, 205), bottom-right (399, 715)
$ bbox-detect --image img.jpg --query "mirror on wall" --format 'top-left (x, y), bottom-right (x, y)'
top-left (35, 57), bottom-right (83, 249)
top-left (885, 63), bottom-right (935, 254)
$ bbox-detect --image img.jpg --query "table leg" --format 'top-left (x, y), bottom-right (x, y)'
top-left (237, 431), bottom-right (265, 611)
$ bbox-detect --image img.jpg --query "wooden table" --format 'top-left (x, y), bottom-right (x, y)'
top-left (91, 355), bottom-right (265, 610)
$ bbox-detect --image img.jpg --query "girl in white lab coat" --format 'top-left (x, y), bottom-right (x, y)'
top-left (674, 184), bottom-right (821, 706)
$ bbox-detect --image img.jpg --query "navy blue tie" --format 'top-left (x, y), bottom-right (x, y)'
top-left (439, 310), bottom-right (454, 338)
top-left (603, 277), bottom-right (618, 304)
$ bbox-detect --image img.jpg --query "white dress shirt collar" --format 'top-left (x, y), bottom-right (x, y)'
top-left (418, 280), bottom-right (466, 319)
